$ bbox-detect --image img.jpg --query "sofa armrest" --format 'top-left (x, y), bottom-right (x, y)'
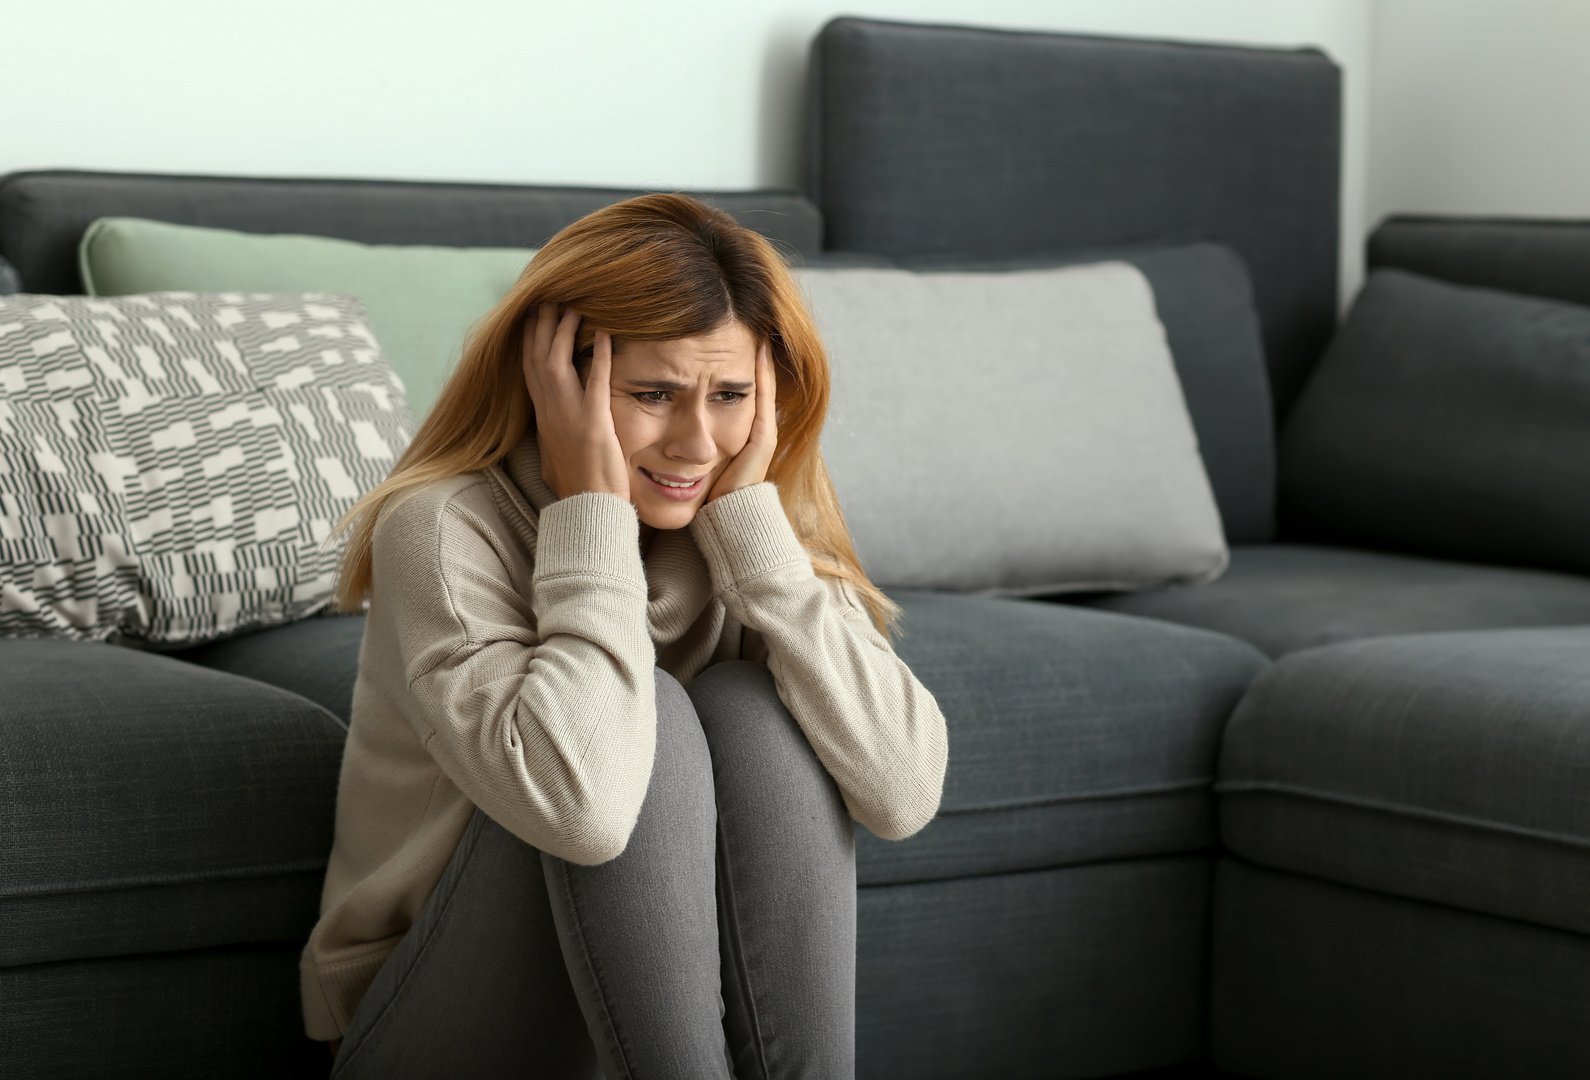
top-left (1367, 214), bottom-right (1590, 307)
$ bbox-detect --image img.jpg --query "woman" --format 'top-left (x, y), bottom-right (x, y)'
top-left (301, 193), bottom-right (950, 1078)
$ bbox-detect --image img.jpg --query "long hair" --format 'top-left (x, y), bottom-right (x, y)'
top-left (321, 192), bottom-right (903, 642)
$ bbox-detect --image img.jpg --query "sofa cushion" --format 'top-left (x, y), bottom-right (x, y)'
top-left (80, 216), bottom-right (533, 422)
top-left (1278, 268), bottom-right (1590, 577)
top-left (1063, 542), bottom-right (1590, 658)
top-left (896, 242), bottom-right (1276, 544)
top-left (1215, 626), bottom-right (1590, 937)
top-left (167, 610), bottom-right (368, 723)
top-left (0, 639), bottom-right (346, 967)
top-left (0, 291), bottom-right (413, 646)
top-left (795, 259), bottom-right (1230, 595)
top-left (852, 590), bottom-right (1268, 884)
top-left (170, 586), bottom-right (1270, 885)
top-left (806, 16), bottom-right (1342, 423)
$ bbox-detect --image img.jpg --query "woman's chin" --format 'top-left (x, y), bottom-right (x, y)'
top-left (636, 498), bottom-right (700, 531)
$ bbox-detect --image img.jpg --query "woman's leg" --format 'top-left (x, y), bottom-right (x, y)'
top-left (687, 660), bottom-right (859, 1080)
top-left (539, 666), bottom-right (737, 1079)
top-left (327, 802), bottom-right (600, 1079)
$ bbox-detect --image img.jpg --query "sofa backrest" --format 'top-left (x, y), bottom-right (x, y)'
top-left (803, 15), bottom-right (1343, 429)
top-left (0, 169), bottom-right (825, 296)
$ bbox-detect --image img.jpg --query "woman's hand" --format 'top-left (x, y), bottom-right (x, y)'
top-left (521, 303), bottom-right (630, 503)
top-left (705, 340), bottom-right (778, 504)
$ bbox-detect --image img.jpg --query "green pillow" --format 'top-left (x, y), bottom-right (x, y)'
top-left (80, 217), bottom-right (534, 420)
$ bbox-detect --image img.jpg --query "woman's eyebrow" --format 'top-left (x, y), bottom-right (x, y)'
top-left (627, 377), bottom-right (755, 392)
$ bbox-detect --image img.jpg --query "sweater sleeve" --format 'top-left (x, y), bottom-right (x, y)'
top-left (376, 487), bottom-right (657, 866)
top-left (688, 482), bottom-right (949, 841)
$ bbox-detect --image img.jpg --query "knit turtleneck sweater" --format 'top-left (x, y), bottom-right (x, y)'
top-left (299, 428), bottom-right (949, 1042)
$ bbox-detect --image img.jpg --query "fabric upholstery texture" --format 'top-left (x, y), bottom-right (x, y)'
top-left (894, 242), bottom-right (1276, 544)
top-left (0, 291), bottom-right (413, 645)
top-left (1, 939), bottom-right (329, 1078)
top-left (1278, 269), bottom-right (1590, 577)
top-left (169, 588), bottom-right (1268, 888)
top-left (0, 639), bottom-right (345, 967)
top-left (859, 856), bottom-right (1211, 1078)
top-left (1369, 215), bottom-right (1590, 310)
top-left (1215, 626), bottom-right (1590, 937)
top-left (79, 216), bottom-right (533, 422)
top-left (1212, 859), bottom-right (1590, 1079)
top-left (806, 15), bottom-right (1341, 424)
top-left (794, 259), bottom-right (1230, 595)
top-left (848, 592), bottom-right (1264, 884)
top-left (0, 168), bottom-right (823, 296)
top-left (169, 608), bottom-right (367, 723)
top-left (1066, 542), bottom-right (1590, 658)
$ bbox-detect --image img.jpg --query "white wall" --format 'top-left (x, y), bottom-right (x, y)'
top-left (1369, 0), bottom-right (1590, 227)
top-left (6, 1), bottom-right (1370, 301)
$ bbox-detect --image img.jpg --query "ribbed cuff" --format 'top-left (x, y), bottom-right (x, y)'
top-left (689, 482), bottom-right (811, 593)
top-left (533, 491), bottom-right (645, 587)
top-left (301, 948), bottom-right (392, 1042)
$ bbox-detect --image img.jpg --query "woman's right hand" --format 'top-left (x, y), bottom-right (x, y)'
top-left (522, 303), bottom-right (631, 503)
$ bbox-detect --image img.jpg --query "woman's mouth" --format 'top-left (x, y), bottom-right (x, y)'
top-left (640, 467), bottom-right (706, 500)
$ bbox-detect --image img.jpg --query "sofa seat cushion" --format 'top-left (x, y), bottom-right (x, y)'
top-left (1061, 542), bottom-right (1590, 658)
top-left (163, 610), bottom-right (368, 725)
top-left (857, 591), bottom-right (1267, 885)
top-left (1215, 627), bottom-right (1590, 936)
top-left (0, 639), bottom-right (346, 967)
top-left (170, 593), bottom-right (1271, 887)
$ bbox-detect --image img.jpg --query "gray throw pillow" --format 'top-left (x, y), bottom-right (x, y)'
top-left (794, 259), bottom-right (1229, 595)
top-left (896, 242), bottom-right (1275, 543)
top-left (0, 291), bottom-right (414, 645)
top-left (1279, 268), bottom-right (1590, 575)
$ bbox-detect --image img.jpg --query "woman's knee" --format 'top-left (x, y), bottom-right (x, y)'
top-left (687, 660), bottom-right (794, 743)
top-left (646, 665), bottom-right (715, 796)
top-left (687, 661), bottom-right (837, 790)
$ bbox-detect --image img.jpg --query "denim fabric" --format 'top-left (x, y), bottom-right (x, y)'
top-left (328, 660), bottom-right (857, 1079)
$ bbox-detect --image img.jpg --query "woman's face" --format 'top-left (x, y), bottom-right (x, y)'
top-left (585, 318), bottom-right (761, 534)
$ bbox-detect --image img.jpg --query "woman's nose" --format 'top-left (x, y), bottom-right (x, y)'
top-left (665, 399), bottom-right (717, 459)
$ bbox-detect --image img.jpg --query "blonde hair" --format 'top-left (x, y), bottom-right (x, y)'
top-left (322, 192), bottom-right (903, 642)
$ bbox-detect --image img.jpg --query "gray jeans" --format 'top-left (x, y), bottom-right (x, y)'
top-left (328, 660), bottom-right (858, 1079)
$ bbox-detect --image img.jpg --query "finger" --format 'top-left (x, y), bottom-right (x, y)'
top-left (586, 328), bottom-right (612, 405)
top-left (758, 341), bottom-right (777, 434)
top-left (533, 301), bottom-right (559, 369)
top-left (522, 306), bottom-right (543, 387)
top-left (547, 307), bottom-right (583, 391)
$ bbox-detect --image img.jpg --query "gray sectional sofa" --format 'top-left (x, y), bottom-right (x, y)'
top-left (5, 14), bottom-right (1590, 1080)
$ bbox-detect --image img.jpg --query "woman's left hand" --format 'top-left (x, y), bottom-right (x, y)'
top-left (705, 339), bottom-right (778, 504)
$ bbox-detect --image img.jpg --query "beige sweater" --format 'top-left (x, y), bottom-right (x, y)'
top-left (299, 429), bottom-right (950, 1041)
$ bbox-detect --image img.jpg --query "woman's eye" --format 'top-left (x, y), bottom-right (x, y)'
top-left (632, 391), bottom-right (747, 405)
